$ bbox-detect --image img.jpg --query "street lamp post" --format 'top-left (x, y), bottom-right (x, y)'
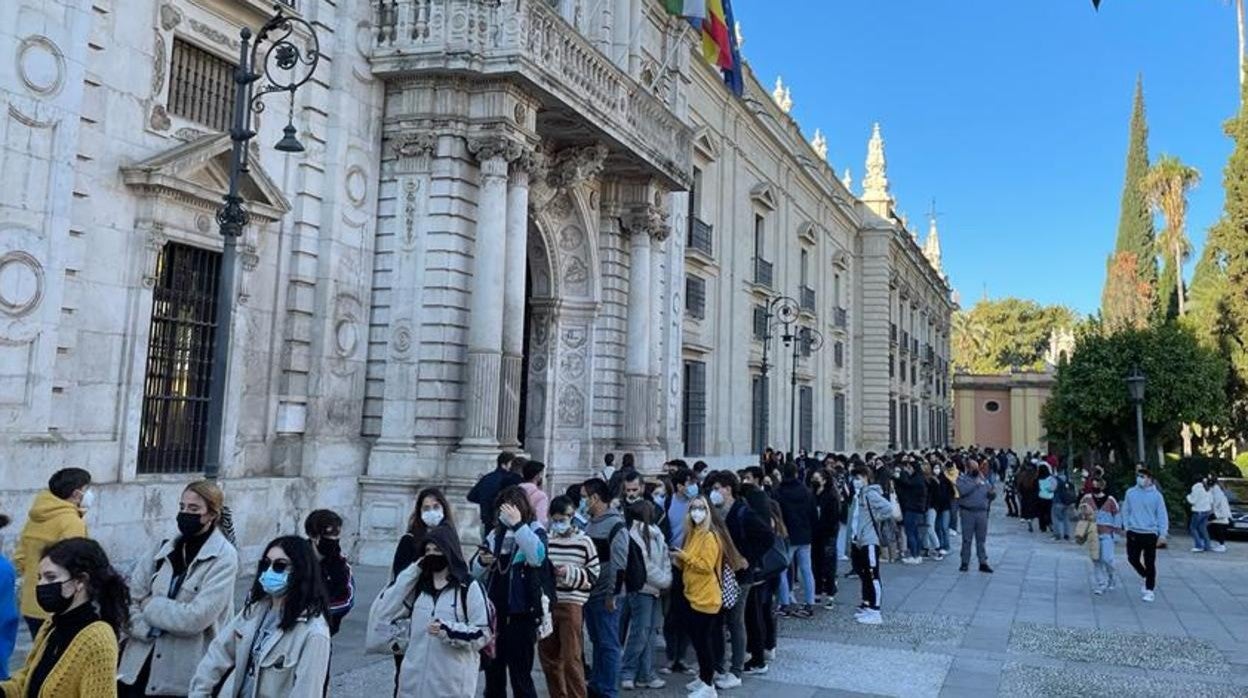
top-left (1125, 366), bottom-right (1147, 466)
top-left (758, 295), bottom-right (799, 456)
top-left (203, 8), bottom-right (320, 479)
top-left (784, 323), bottom-right (824, 465)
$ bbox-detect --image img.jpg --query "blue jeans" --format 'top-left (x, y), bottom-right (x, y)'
top-left (1190, 510), bottom-right (1212, 551)
top-left (585, 596), bottom-right (622, 698)
top-left (1094, 533), bottom-right (1119, 590)
top-left (620, 592), bottom-right (660, 683)
top-left (902, 511), bottom-right (924, 558)
top-left (935, 510), bottom-right (950, 551)
top-left (778, 544), bottom-right (815, 606)
top-left (1051, 502), bottom-right (1070, 539)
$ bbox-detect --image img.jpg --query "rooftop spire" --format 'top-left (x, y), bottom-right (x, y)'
top-left (772, 76), bottom-right (793, 114)
top-left (811, 129), bottom-right (828, 161)
top-left (924, 212), bottom-right (943, 273)
top-left (862, 123), bottom-right (893, 216)
top-left (842, 167), bottom-right (853, 193)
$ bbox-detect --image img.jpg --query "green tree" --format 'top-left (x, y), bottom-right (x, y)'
top-left (951, 298), bottom-right (1078, 374)
top-left (1141, 155), bottom-right (1200, 318)
top-left (1041, 322), bottom-right (1228, 465)
top-left (1101, 77), bottom-right (1158, 329)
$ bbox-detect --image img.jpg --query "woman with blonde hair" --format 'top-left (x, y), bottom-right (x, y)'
top-left (671, 495), bottom-right (744, 698)
top-left (119, 480), bottom-right (240, 697)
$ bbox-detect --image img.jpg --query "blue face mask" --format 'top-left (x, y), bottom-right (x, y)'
top-left (550, 520), bottom-right (572, 536)
top-left (684, 484), bottom-right (699, 498)
top-left (709, 490), bottom-right (725, 507)
top-left (577, 500), bottom-right (588, 517)
top-left (259, 569), bottom-right (289, 597)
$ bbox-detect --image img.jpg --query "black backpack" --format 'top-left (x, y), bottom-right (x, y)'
top-left (1058, 478), bottom-right (1079, 506)
top-left (593, 522), bottom-right (648, 593)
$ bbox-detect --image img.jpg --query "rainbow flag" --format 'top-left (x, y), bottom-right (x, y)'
top-left (701, 0), bottom-right (733, 70)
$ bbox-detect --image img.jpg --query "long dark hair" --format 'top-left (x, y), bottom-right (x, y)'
top-left (246, 536), bottom-right (328, 631)
top-left (496, 485), bottom-right (536, 526)
top-left (42, 538), bottom-right (131, 636)
top-left (407, 487), bottom-right (455, 536)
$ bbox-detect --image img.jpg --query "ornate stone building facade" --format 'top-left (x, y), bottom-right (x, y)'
top-left (0, 0), bottom-right (951, 563)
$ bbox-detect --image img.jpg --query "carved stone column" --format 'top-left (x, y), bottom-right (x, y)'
top-left (498, 149), bottom-right (543, 449)
top-left (647, 227), bottom-right (666, 445)
top-left (459, 136), bottom-right (521, 452)
top-left (620, 201), bottom-right (666, 448)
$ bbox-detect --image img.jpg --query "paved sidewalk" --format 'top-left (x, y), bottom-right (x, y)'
top-left (327, 509), bottom-right (1248, 697)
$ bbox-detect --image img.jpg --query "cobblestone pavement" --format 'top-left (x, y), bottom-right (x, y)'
top-left (327, 508), bottom-right (1248, 697)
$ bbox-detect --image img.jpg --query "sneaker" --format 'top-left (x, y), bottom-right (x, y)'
top-left (856, 608), bottom-right (883, 625)
top-left (1142, 589), bottom-right (1155, 603)
top-left (933, 551), bottom-right (946, 561)
top-left (902, 556), bottom-right (919, 565)
top-left (715, 674), bottom-right (743, 690)
top-left (687, 678), bottom-right (706, 692)
top-left (764, 649), bottom-right (776, 661)
top-left (823, 596), bottom-right (837, 610)
top-left (839, 555), bottom-right (850, 561)
top-left (979, 563), bottom-right (994, 574)
top-left (793, 605), bottom-right (813, 618)
top-left (958, 563), bottom-right (969, 572)
top-left (1093, 586), bottom-right (1105, 596)
top-left (776, 605), bottom-right (792, 617)
top-left (689, 683), bottom-right (719, 698)
top-left (622, 679), bottom-right (636, 690)
top-left (639, 678), bottom-right (666, 689)
top-left (661, 662), bottom-right (691, 676)
top-left (744, 664), bottom-right (769, 676)
top-left (1213, 544), bottom-right (1228, 553)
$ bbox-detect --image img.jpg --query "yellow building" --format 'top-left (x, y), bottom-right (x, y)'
top-left (953, 371), bottom-right (1055, 453)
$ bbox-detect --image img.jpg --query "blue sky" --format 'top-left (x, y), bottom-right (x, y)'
top-left (732, 0), bottom-right (1240, 316)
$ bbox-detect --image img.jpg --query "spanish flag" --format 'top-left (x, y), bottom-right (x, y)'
top-left (701, 0), bottom-right (733, 70)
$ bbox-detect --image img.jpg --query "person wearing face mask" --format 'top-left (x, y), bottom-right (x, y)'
top-left (579, 478), bottom-right (628, 698)
top-left (384, 526), bottom-right (491, 697)
top-left (190, 537), bottom-right (330, 697)
top-left (1078, 478), bottom-right (1122, 594)
top-left (467, 452), bottom-right (522, 537)
top-left (706, 471), bottom-right (771, 688)
top-left (304, 510), bottom-right (355, 636)
top-left (120, 480), bottom-right (239, 698)
top-left (847, 465), bottom-right (895, 626)
top-left (538, 496), bottom-right (600, 698)
top-left (13, 467), bottom-right (92, 640)
top-left (619, 499), bottom-right (671, 692)
top-left (1, 538), bottom-right (128, 698)
top-left (1121, 468), bottom-right (1169, 602)
top-left (1209, 476), bottom-right (1232, 553)
top-left (661, 467), bottom-right (698, 675)
top-left (774, 464), bottom-right (817, 619)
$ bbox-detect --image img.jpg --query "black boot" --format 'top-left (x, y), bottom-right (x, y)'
top-left (979, 563), bottom-right (994, 574)
top-left (958, 563), bottom-right (968, 572)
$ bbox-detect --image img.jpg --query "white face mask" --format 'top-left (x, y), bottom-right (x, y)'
top-left (421, 508), bottom-right (444, 527)
top-left (690, 509), bottom-right (708, 525)
top-left (79, 489), bottom-right (96, 510)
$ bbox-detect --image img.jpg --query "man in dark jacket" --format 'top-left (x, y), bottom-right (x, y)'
top-left (305, 509), bottom-right (354, 635)
top-left (737, 466), bottom-right (772, 519)
top-left (707, 471), bottom-right (774, 684)
top-left (466, 451), bottom-right (521, 535)
top-left (894, 459), bottom-right (928, 564)
top-left (773, 464), bottom-right (817, 618)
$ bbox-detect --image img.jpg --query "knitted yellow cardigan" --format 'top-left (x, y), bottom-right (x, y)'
top-left (0, 619), bottom-right (118, 698)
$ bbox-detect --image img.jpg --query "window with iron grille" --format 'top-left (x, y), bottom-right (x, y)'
top-left (911, 403), bottom-right (919, 445)
top-left (752, 305), bottom-right (767, 340)
top-left (833, 392), bottom-right (846, 452)
top-left (799, 385), bottom-right (814, 453)
top-left (889, 399), bottom-right (897, 448)
top-left (683, 360), bottom-right (707, 456)
top-left (685, 275), bottom-right (706, 319)
top-left (169, 39), bottom-right (237, 132)
top-left (889, 353), bottom-right (895, 378)
top-left (899, 360), bottom-right (905, 381)
top-left (799, 327), bottom-right (812, 357)
top-left (752, 375), bottom-right (768, 454)
top-left (899, 402), bottom-right (909, 449)
top-left (834, 341), bottom-right (844, 368)
top-left (138, 243), bottom-right (221, 474)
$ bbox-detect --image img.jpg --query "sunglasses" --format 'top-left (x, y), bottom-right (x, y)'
top-left (259, 559), bottom-right (291, 574)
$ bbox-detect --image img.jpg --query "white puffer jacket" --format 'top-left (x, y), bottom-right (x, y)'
top-left (629, 522), bottom-right (670, 596)
top-left (1211, 484), bottom-right (1232, 523)
top-left (1187, 483), bottom-right (1213, 513)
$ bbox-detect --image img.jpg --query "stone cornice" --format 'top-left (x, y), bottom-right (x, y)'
top-left (467, 135), bottom-right (525, 164)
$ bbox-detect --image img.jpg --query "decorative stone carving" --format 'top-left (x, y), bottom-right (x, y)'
top-left (563, 256), bottom-right (589, 288)
top-left (560, 352), bottom-right (586, 379)
top-left (189, 18), bottom-right (240, 51)
top-left (391, 132), bottom-right (437, 159)
top-left (17, 36), bottom-right (66, 97)
top-left (557, 225), bottom-right (584, 251)
top-left (546, 194), bottom-right (573, 221)
top-left (557, 385), bottom-right (585, 427)
top-left (467, 136), bottom-right (524, 164)
top-left (401, 179), bottom-right (419, 250)
top-left (345, 165), bottom-right (368, 208)
top-left (174, 127), bottom-right (207, 142)
top-left (159, 3), bottom-right (183, 31)
top-left (195, 214), bottom-right (211, 233)
top-left (771, 76), bottom-right (793, 114)
top-left (149, 104), bottom-right (171, 132)
top-left (622, 204), bottom-right (670, 242)
top-left (514, 148), bottom-right (548, 182)
top-left (547, 144), bottom-right (608, 189)
top-left (0, 251), bottom-right (45, 317)
top-left (389, 319), bottom-right (414, 362)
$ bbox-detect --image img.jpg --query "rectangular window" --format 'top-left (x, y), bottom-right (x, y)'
top-left (889, 399), bottom-right (898, 449)
top-left (752, 305), bottom-right (768, 340)
top-left (169, 39), bottom-right (237, 132)
top-left (682, 360), bottom-right (707, 456)
top-left (687, 168), bottom-right (713, 255)
top-left (911, 403), bottom-right (920, 446)
top-left (834, 341), bottom-right (844, 368)
top-left (754, 214), bottom-right (765, 260)
top-left (799, 385), bottom-right (814, 453)
top-left (138, 243), bottom-right (221, 474)
top-left (899, 360), bottom-right (905, 381)
top-left (685, 275), bottom-right (706, 320)
top-left (834, 273), bottom-right (842, 308)
top-left (833, 392), bottom-right (847, 452)
top-left (751, 375), bottom-right (768, 454)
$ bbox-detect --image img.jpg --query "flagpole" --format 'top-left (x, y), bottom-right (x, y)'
top-left (642, 19), bottom-right (693, 92)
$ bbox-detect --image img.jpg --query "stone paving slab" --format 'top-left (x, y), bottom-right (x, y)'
top-left (1008, 621), bottom-right (1230, 675)
top-left (996, 662), bottom-right (1242, 698)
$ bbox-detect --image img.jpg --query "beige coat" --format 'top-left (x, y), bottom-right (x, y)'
top-left (188, 600), bottom-right (331, 698)
top-left (118, 529), bottom-right (239, 695)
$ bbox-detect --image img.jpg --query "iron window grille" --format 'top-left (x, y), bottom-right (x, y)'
top-left (751, 375), bottom-right (768, 454)
top-left (799, 385), bottom-right (814, 452)
top-left (685, 275), bottom-right (706, 320)
top-left (138, 243), bottom-right (221, 475)
top-left (688, 217), bottom-right (713, 256)
top-left (169, 38), bottom-right (237, 132)
top-left (683, 360), bottom-right (707, 456)
top-left (752, 305), bottom-right (768, 340)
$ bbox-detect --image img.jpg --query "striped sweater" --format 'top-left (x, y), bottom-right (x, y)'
top-left (546, 531), bottom-right (600, 606)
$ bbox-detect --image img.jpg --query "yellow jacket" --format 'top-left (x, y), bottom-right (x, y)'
top-left (13, 491), bottom-right (87, 619)
top-left (1, 617), bottom-right (118, 698)
top-left (676, 526), bottom-right (722, 614)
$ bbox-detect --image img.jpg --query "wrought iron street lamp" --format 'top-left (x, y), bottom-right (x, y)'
top-left (204, 8), bottom-right (320, 479)
top-left (784, 323), bottom-right (823, 465)
top-left (758, 295), bottom-right (799, 456)
top-left (1125, 366), bottom-right (1147, 466)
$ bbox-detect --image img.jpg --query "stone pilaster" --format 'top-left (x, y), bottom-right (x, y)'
top-left (621, 226), bottom-right (651, 447)
top-left (497, 149), bottom-right (542, 449)
top-left (458, 136), bottom-right (522, 452)
top-left (647, 226), bottom-right (666, 445)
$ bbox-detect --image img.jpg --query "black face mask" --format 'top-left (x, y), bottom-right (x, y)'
top-left (420, 554), bottom-right (448, 574)
top-left (36, 580), bottom-right (74, 616)
top-left (316, 537), bottom-right (341, 558)
top-left (177, 512), bottom-right (206, 538)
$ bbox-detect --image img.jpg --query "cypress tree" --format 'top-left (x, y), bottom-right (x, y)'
top-left (1101, 76), bottom-right (1158, 327)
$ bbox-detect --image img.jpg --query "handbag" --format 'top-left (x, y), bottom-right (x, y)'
top-left (751, 533), bottom-right (788, 583)
top-left (889, 493), bottom-right (903, 522)
top-left (720, 560), bottom-right (740, 609)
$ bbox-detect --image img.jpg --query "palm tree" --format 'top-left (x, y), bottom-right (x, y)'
top-left (1140, 155), bottom-right (1200, 317)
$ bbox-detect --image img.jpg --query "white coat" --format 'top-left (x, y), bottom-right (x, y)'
top-left (397, 578), bottom-right (490, 698)
top-left (188, 599), bottom-right (331, 698)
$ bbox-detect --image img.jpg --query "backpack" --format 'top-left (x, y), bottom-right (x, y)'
top-left (633, 526), bottom-right (672, 591)
top-left (593, 522), bottom-right (647, 594)
top-left (458, 580), bottom-right (498, 664)
top-left (1058, 478), bottom-right (1078, 506)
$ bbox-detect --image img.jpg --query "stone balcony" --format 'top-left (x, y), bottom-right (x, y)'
top-left (370, 0), bottom-right (692, 189)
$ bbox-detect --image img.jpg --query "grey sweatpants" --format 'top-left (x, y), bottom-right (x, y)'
top-left (959, 508), bottom-right (988, 565)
